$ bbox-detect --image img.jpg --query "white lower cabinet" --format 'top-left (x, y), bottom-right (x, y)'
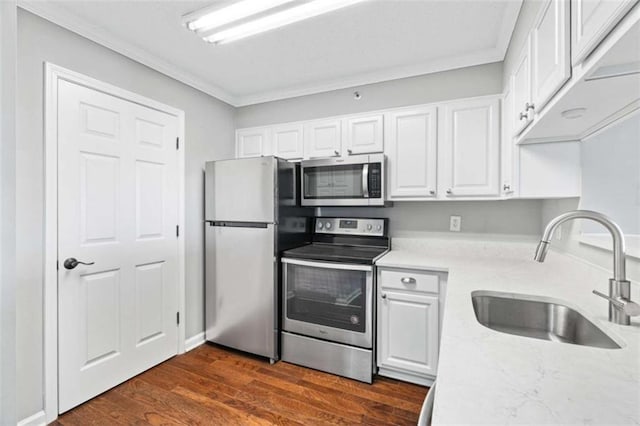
top-left (377, 268), bottom-right (442, 386)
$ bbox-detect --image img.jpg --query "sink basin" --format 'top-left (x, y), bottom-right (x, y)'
top-left (471, 291), bottom-right (621, 349)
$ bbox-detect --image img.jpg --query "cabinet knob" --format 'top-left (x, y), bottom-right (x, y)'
top-left (381, 293), bottom-right (387, 299)
top-left (429, 190), bottom-right (435, 195)
top-left (333, 150), bottom-right (340, 156)
top-left (446, 188), bottom-right (452, 195)
top-left (347, 149), bottom-right (353, 155)
top-left (519, 111), bottom-right (528, 121)
top-left (503, 184), bottom-right (511, 191)
top-left (525, 102), bottom-right (535, 111)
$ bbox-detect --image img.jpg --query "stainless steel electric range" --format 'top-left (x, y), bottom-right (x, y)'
top-left (280, 217), bottom-right (389, 383)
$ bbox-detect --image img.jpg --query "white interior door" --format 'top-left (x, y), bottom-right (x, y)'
top-left (57, 80), bottom-right (180, 413)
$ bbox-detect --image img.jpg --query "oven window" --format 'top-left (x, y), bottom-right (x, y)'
top-left (285, 263), bottom-right (367, 332)
top-left (303, 164), bottom-right (365, 199)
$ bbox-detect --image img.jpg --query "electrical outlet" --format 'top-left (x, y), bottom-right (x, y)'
top-left (450, 215), bottom-right (461, 232)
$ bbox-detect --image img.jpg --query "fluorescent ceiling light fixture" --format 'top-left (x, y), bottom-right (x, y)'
top-left (203, 0), bottom-right (367, 44)
top-left (185, 0), bottom-right (295, 32)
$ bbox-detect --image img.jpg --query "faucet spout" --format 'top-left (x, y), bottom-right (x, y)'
top-left (535, 210), bottom-right (633, 325)
top-left (536, 210), bottom-right (626, 280)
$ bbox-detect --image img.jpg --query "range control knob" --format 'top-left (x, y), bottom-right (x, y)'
top-left (317, 222), bottom-right (324, 229)
top-left (376, 225), bottom-right (382, 231)
top-left (366, 224), bottom-right (373, 231)
top-left (325, 222), bottom-right (332, 230)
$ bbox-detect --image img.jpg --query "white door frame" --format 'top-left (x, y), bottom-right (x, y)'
top-left (0, 2), bottom-right (17, 425)
top-left (44, 63), bottom-right (186, 423)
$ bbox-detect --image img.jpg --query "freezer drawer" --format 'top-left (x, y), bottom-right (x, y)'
top-left (205, 223), bottom-right (277, 360)
top-left (205, 157), bottom-right (276, 223)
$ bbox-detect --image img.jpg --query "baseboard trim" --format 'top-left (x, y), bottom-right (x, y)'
top-left (17, 410), bottom-right (46, 426)
top-left (184, 332), bottom-right (205, 352)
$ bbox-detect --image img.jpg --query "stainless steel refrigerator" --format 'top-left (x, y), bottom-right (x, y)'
top-left (204, 156), bottom-right (311, 361)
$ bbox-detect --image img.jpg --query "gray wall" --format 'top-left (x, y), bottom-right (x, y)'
top-left (1, 2), bottom-right (17, 425)
top-left (541, 114), bottom-right (640, 283)
top-left (580, 112), bottom-right (640, 234)
top-left (320, 200), bottom-right (543, 237)
top-left (236, 62), bottom-right (503, 127)
top-left (16, 9), bottom-right (235, 420)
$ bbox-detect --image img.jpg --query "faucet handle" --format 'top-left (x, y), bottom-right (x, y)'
top-left (592, 290), bottom-right (640, 316)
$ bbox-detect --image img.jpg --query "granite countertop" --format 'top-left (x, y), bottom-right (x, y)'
top-left (375, 236), bottom-right (640, 425)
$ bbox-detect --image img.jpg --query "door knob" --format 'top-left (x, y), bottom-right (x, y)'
top-left (63, 257), bottom-right (95, 270)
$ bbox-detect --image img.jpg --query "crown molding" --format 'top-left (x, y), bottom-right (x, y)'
top-left (496, 0), bottom-right (523, 58)
top-left (17, 0), bottom-right (239, 106)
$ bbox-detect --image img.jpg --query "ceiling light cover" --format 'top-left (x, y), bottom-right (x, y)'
top-left (186, 0), bottom-right (295, 33)
top-left (204, 0), bottom-right (368, 44)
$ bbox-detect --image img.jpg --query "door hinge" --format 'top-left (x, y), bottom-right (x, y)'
top-left (176, 137), bottom-right (179, 150)
top-left (176, 312), bottom-right (180, 325)
top-left (176, 225), bottom-right (180, 237)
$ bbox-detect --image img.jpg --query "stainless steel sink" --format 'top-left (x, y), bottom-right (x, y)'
top-left (471, 291), bottom-right (622, 349)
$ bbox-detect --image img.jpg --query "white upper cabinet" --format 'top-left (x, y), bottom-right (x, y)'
top-left (271, 123), bottom-right (304, 160)
top-left (385, 106), bottom-right (438, 199)
top-left (531, 0), bottom-right (571, 111)
top-left (501, 83), bottom-right (516, 196)
top-left (440, 97), bottom-right (500, 197)
top-left (236, 127), bottom-right (270, 158)
top-left (571, 0), bottom-right (638, 65)
top-left (512, 36), bottom-right (534, 136)
top-left (344, 114), bottom-right (384, 155)
top-left (304, 119), bottom-right (342, 158)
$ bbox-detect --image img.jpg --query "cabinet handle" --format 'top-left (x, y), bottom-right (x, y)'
top-left (525, 102), bottom-right (535, 111)
top-left (429, 190), bottom-right (435, 195)
top-left (503, 184), bottom-right (511, 191)
top-left (381, 293), bottom-right (387, 299)
top-left (519, 111), bottom-right (528, 121)
top-left (333, 150), bottom-right (340, 156)
top-left (446, 189), bottom-right (452, 195)
top-left (347, 149), bottom-right (353, 155)
top-left (401, 277), bottom-right (416, 284)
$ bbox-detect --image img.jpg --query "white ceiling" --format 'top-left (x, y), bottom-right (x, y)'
top-left (19, 0), bottom-right (522, 106)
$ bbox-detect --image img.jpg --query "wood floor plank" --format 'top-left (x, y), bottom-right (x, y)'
top-left (55, 342), bottom-right (428, 425)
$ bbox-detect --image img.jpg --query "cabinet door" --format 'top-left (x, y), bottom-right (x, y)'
top-left (304, 119), bottom-right (342, 158)
top-left (512, 36), bottom-right (533, 136)
top-left (501, 83), bottom-right (516, 196)
top-left (344, 114), bottom-right (384, 155)
top-left (272, 123), bottom-right (304, 160)
top-left (531, 0), bottom-right (571, 111)
top-left (385, 107), bottom-right (438, 199)
top-left (236, 128), bottom-right (270, 158)
top-left (378, 291), bottom-right (439, 377)
top-left (571, 0), bottom-right (638, 65)
top-left (440, 98), bottom-right (500, 197)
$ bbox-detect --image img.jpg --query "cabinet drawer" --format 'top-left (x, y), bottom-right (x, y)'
top-left (380, 269), bottom-right (439, 294)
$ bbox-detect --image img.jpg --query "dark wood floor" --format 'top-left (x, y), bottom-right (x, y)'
top-left (53, 343), bottom-right (428, 425)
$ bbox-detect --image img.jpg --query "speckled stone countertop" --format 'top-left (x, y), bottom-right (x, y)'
top-left (376, 235), bottom-right (640, 425)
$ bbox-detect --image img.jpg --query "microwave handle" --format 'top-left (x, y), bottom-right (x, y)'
top-left (362, 164), bottom-right (369, 198)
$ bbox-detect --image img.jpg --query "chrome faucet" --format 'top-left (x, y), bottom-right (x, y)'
top-left (534, 210), bottom-right (640, 325)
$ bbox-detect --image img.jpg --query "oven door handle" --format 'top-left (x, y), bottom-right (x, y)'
top-left (282, 257), bottom-right (373, 272)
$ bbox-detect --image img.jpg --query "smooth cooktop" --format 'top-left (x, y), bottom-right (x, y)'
top-left (283, 243), bottom-right (388, 265)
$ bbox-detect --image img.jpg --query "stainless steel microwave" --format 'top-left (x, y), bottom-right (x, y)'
top-left (301, 154), bottom-right (385, 206)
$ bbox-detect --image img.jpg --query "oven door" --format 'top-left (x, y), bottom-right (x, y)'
top-left (282, 258), bottom-right (373, 348)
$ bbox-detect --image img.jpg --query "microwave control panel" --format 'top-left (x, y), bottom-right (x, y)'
top-left (315, 217), bottom-right (386, 237)
top-left (368, 163), bottom-right (382, 199)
